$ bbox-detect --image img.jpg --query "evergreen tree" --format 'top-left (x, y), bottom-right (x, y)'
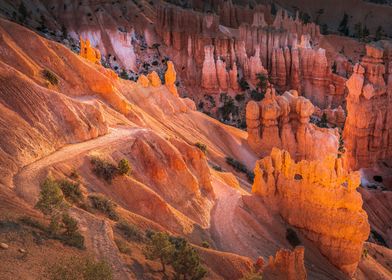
top-left (338, 13), bottom-right (349, 36)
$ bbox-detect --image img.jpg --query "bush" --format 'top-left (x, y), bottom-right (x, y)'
top-left (235, 94), bottom-right (245, 102)
top-left (201, 241), bottom-right (210, 248)
top-left (144, 231), bottom-right (175, 273)
top-left (117, 158), bottom-right (131, 175)
top-left (58, 179), bottom-right (83, 204)
top-left (250, 90), bottom-right (264, 101)
top-left (42, 69), bottom-right (59, 85)
top-left (225, 157), bottom-right (255, 183)
top-left (35, 178), bottom-right (65, 215)
top-left (115, 238), bottom-right (132, 255)
top-left (195, 142), bottom-right (208, 154)
top-left (239, 78), bottom-right (250, 90)
top-left (91, 156), bottom-right (118, 183)
top-left (240, 271), bottom-right (263, 280)
top-left (116, 221), bottom-right (144, 242)
top-left (171, 237), bottom-right (207, 280)
top-left (88, 194), bottom-right (119, 221)
top-left (286, 228), bottom-right (301, 247)
top-left (46, 256), bottom-right (113, 280)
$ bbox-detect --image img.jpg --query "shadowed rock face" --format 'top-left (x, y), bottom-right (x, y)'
top-left (344, 43), bottom-right (392, 170)
top-left (252, 148), bottom-right (370, 276)
top-left (246, 89), bottom-right (339, 161)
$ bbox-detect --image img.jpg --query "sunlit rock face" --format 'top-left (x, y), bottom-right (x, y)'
top-left (252, 148), bottom-right (370, 276)
top-left (344, 43), bottom-right (392, 170)
top-left (79, 37), bottom-right (101, 64)
top-left (262, 247), bottom-right (307, 280)
top-left (246, 89), bottom-right (339, 161)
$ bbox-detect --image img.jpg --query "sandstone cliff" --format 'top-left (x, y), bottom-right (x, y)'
top-left (252, 148), bottom-right (370, 276)
top-left (246, 89), bottom-right (339, 161)
top-left (344, 43), bottom-right (392, 170)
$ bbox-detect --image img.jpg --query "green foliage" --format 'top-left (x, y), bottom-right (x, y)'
top-left (91, 156), bottom-right (118, 183)
top-left (118, 158), bottom-right (131, 175)
top-left (240, 271), bottom-right (263, 280)
top-left (195, 142), bottom-right (208, 154)
top-left (42, 69), bottom-right (59, 85)
top-left (218, 93), bottom-right (237, 121)
top-left (286, 228), bottom-right (301, 247)
top-left (119, 69), bottom-right (129, 80)
top-left (144, 231), bottom-right (175, 273)
top-left (299, 11), bottom-right (311, 24)
top-left (201, 241), bottom-right (210, 248)
top-left (235, 94), bottom-right (246, 102)
top-left (362, 248), bottom-right (369, 258)
top-left (58, 179), bottom-right (83, 204)
top-left (375, 26), bottom-right (385, 41)
top-left (354, 22), bottom-right (370, 40)
top-left (116, 221), bottom-right (144, 242)
top-left (35, 178), bottom-right (65, 215)
top-left (338, 133), bottom-right (346, 158)
top-left (46, 256), bottom-right (113, 280)
top-left (60, 213), bottom-right (85, 249)
top-left (18, 2), bottom-right (28, 21)
top-left (88, 193), bottom-right (119, 221)
top-left (250, 90), bottom-right (264, 102)
top-left (212, 165), bottom-right (223, 172)
top-left (115, 238), bottom-right (132, 255)
top-left (239, 78), bottom-right (250, 90)
top-left (170, 237), bottom-right (207, 280)
top-left (225, 157), bottom-right (255, 183)
top-left (320, 23), bottom-right (329, 35)
top-left (338, 13), bottom-right (349, 36)
top-left (144, 232), bottom-right (206, 278)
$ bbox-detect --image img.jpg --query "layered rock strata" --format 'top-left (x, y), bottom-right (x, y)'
top-left (252, 148), bottom-right (370, 276)
top-left (246, 89), bottom-right (339, 161)
top-left (344, 43), bottom-right (392, 169)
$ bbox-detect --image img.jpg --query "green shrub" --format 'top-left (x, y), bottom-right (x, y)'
top-left (286, 228), bottom-right (301, 247)
top-left (201, 241), bottom-right (210, 248)
top-left (58, 179), bottom-right (83, 204)
top-left (235, 94), bottom-right (245, 102)
top-left (88, 194), bottom-right (119, 221)
top-left (171, 237), bottom-right (207, 280)
top-left (42, 69), bottom-right (59, 85)
top-left (212, 165), bottom-right (222, 172)
top-left (117, 158), bottom-right (131, 175)
top-left (46, 256), bottom-right (113, 280)
top-left (240, 271), bottom-right (263, 280)
top-left (144, 231), bottom-right (175, 273)
top-left (225, 157), bottom-right (255, 183)
top-left (250, 90), bottom-right (264, 101)
top-left (195, 142), bottom-right (208, 154)
top-left (116, 221), bottom-right (144, 242)
top-left (115, 238), bottom-right (132, 255)
top-left (91, 156), bottom-right (118, 183)
top-left (35, 178), bottom-right (65, 215)
top-left (19, 216), bottom-right (47, 232)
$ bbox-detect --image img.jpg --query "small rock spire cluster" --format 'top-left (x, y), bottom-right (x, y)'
top-left (252, 148), bottom-right (370, 276)
top-left (344, 43), bottom-right (392, 169)
top-left (246, 89), bottom-right (339, 161)
top-left (79, 37), bottom-right (101, 64)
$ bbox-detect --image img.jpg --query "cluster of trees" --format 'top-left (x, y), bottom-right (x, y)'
top-left (144, 231), bottom-right (207, 279)
top-left (338, 13), bottom-right (386, 41)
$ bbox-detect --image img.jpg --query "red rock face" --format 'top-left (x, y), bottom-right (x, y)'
top-left (246, 89), bottom-right (339, 161)
top-left (262, 247), bottom-right (307, 280)
top-left (156, 3), bottom-right (346, 109)
top-left (344, 43), bottom-right (392, 170)
top-left (252, 148), bottom-right (370, 276)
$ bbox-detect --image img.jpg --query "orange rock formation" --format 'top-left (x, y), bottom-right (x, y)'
top-left (246, 89), bottom-right (339, 161)
top-left (262, 247), bottom-right (307, 280)
top-left (165, 61), bottom-right (179, 96)
top-left (79, 37), bottom-right (101, 64)
top-left (344, 43), bottom-right (392, 169)
top-left (252, 148), bottom-right (370, 276)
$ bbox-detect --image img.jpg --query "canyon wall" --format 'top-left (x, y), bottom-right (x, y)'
top-left (246, 89), bottom-right (339, 161)
top-left (344, 43), bottom-right (392, 170)
top-left (252, 148), bottom-right (370, 276)
top-left (156, 3), bottom-right (346, 109)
